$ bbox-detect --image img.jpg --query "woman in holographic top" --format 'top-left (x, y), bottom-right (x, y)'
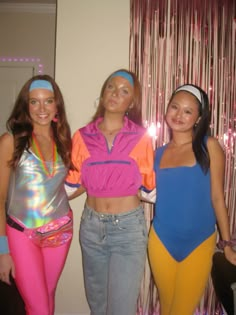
top-left (0, 75), bottom-right (73, 315)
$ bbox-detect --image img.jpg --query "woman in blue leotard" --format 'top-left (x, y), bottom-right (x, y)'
top-left (148, 84), bottom-right (236, 315)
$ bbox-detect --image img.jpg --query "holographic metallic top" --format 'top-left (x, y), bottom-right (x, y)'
top-left (6, 149), bottom-right (70, 228)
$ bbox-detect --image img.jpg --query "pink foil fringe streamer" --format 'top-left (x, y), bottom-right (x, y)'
top-left (130, 0), bottom-right (236, 314)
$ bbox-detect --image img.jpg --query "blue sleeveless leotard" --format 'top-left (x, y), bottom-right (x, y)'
top-left (153, 144), bottom-right (216, 261)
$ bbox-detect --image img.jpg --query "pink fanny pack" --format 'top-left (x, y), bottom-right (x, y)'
top-left (7, 212), bottom-right (73, 247)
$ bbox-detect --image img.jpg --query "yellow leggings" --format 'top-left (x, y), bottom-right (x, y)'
top-left (148, 227), bottom-right (216, 315)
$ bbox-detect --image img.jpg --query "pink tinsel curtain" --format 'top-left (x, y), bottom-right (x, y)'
top-left (129, 0), bottom-right (236, 314)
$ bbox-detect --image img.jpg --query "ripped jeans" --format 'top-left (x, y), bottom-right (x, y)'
top-left (79, 204), bottom-right (148, 315)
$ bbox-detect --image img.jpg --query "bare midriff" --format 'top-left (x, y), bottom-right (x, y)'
top-left (86, 195), bottom-right (140, 214)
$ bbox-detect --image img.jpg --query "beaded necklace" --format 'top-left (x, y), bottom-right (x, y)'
top-left (32, 133), bottom-right (58, 177)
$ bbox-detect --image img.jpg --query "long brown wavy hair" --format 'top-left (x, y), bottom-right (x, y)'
top-left (6, 74), bottom-right (73, 169)
top-left (92, 69), bottom-right (142, 126)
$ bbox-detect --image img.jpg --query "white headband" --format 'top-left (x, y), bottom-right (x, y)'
top-left (175, 85), bottom-right (202, 103)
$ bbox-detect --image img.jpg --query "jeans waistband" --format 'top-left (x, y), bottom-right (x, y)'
top-left (84, 204), bottom-right (144, 221)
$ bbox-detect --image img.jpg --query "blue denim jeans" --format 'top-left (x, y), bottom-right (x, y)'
top-left (79, 204), bottom-right (148, 315)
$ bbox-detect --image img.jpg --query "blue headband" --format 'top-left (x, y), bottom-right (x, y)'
top-left (110, 71), bottom-right (134, 86)
top-left (29, 80), bottom-right (53, 92)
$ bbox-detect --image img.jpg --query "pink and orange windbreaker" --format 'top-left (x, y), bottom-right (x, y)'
top-left (66, 116), bottom-right (155, 197)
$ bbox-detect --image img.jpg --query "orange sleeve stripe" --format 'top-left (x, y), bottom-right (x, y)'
top-left (66, 131), bottom-right (90, 186)
top-left (129, 132), bottom-right (155, 191)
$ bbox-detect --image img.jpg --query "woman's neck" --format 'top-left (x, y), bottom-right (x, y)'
top-left (33, 126), bottom-right (53, 140)
top-left (171, 131), bottom-right (193, 146)
top-left (100, 115), bottom-right (124, 131)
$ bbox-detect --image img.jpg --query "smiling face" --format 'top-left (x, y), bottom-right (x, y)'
top-left (102, 76), bottom-right (134, 116)
top-left (166, 91), bottom-right (201, 133)
top-left (29, 88), bottom-right (57, 127)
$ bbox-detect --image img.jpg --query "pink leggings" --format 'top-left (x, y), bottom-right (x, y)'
top-left (7, 224), bottom-right (72, 315)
